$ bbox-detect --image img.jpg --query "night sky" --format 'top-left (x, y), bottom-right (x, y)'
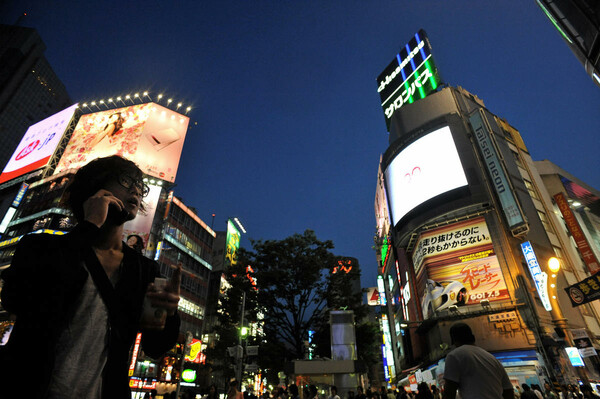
top-left (2, 1), bottom-right (598, 289)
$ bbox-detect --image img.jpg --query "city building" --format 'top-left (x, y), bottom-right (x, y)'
top-left (0, 24), bottom-right (72, 170)
top-left (373, 82), bottom-right (600, 389)
top-left (536, 0), bottom-right (600, 88)
top-left (0, 97), bottom-right (217, 397)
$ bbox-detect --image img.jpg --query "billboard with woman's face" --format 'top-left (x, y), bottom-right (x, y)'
top-left (54, 102), bottom-right (189, 182)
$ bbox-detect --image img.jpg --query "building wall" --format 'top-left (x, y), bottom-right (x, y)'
top-left (0, 25), bottom-right (71, 170)
top-left (376, 85), bottom-right (600, 386)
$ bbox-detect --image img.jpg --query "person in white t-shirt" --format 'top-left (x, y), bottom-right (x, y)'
top-left (442, 322), bottom-right (514, 399)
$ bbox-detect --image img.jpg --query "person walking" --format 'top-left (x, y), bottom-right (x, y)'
top-left (416, 382), bottom-right (433, 399)
top-left (0, 155), bottom-right (181, 399)
top-left (329, 386), bottom-right (341, 399)
top-left (442, 322), bottom-right (514, 399)
top-left (521, 385), bottom-right (539, 399)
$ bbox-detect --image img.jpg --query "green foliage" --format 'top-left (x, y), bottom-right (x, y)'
top-left (240, 230), bottom-right (337, 360)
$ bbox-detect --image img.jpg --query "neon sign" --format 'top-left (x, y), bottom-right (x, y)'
top-left (128, 333), bottom-right (142, 376)
top-left (521, 241), bottom-right (552, 311)
top-left (376, 29), bottom-right (441, 130)
top-left (332, 258), bottom-right (354, 274)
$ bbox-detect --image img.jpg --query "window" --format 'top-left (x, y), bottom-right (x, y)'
top-left (537, 210), bottom-right (553, 233)
top-left (524, 179), bottom-right (539, 200)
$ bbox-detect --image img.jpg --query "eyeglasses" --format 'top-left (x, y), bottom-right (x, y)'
top-left (117, 175), bottom-right (150, 197)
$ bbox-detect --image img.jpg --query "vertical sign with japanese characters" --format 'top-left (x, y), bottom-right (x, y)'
top-left (554, 192), bottom-right (600, 274)
top-left (376, 29), bottom-right (442, 130)
top-left (414, 217), bottom-right (510, 319)
top-left (521, 241), bottom-right (552, 311)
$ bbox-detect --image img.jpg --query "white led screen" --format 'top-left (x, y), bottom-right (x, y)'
top-left (384, 126), bottom-right (468, 226)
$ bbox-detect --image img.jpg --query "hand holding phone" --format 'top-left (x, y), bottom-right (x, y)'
top-left (83, 189), bottom-right (126, 227)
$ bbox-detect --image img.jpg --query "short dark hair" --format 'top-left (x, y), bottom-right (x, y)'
top-left (449, 322), bottom-right (475, 345)
top-left (289, 385), bottom-right (299, 396)
top-left (331, 386), bottom-right (337, 394)
top-left (65, 155), bottom-right (143, 222)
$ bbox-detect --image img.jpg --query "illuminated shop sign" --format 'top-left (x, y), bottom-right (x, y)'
top-left (128, 333), bottom-right (142, 376)
top-left (554, 192), bottom-right (600, 273)
top-left (0, 104), bottom-right (78, 184)
top-left (381, 314), bottom-right (395, 378)
top-left (182, 369), bottom-right (197, 382)
top-left (367, 287), bottom-right (380, 306)
top-left (377, 29), bottom-right (441, 130)
top-left (565, 273), bottom-right (600, 307)
top-left (225, 218), bottom-right (241, 267)
top-left (566, 347), bottom-right (585, 367)
top-left (333, 258), bottom-right (354, 274)
top-left (521, 241), bottom-right (552, 311)
top-left (469, 110), bottom-right (527, 234)
top-left (377, 275), bottom-right (387, 305)
top-left (385, 126), bottom-right (467, 226)
top-left (185, 339), bottom-right (203, 363)
top-left (11, 183), bottom-right (29, 208)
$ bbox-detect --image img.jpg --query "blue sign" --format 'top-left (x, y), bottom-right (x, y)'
top-left (11, 183), bottom-right (29, 208)
top-left (566, 347), bottom-right (585, 367)
top-left (381, 344), bottom-right (390, 381)
top-left (470, 110), bottom-right (526, 231)
top-left (521, 241), bottom-right (552, 311)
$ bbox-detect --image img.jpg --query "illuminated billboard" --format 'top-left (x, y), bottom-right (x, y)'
top-left (384, 126), bottom-right (468, 226)
top-left (122, 183), bottom-right (162, 252)
top-left (377, 29), bottom-right (441, 130)
top-left (414, 218), bottom-right (510, 319)
top-left (0, 104), bottom-right (78, 184)
top-left (54, 103), bottom-right (189, 182)
top-left (225, 219), bottom-right (241, 267)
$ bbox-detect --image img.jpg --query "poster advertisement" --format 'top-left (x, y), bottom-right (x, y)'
top-left (122, 184), bottom-right (162, 252)
top-left (54, 103), bottom-right (188, 182)
top-left (0, 104), bottom-right (78, 184)
top-left (415, 218), bottom-right (510, 319)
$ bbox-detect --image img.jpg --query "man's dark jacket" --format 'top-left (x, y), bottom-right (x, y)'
top-left (0, 221), bottom-right (180, 398)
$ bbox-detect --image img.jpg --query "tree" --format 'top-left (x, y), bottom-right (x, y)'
top-left (238, 230), bottom-right (337, 360)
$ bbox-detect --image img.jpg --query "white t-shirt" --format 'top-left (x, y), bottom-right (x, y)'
top-left (444, 345), bottom-right (512, 399)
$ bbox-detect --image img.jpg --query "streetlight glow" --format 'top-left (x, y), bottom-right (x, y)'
top-left (548, 257), bottom-right (561, 273)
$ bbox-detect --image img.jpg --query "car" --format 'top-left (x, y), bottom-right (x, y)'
top-left (422, 279), bottom-right (468, 318)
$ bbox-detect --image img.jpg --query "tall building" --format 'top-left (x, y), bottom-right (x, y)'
top-left (0, 24), bottom-right (72, 170)
top-left (536, 0), bottom-right (600, 87)
top-left (373, 83), bottom-right (600, 389)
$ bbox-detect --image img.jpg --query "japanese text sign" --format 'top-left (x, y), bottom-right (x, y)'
top-left (376, 29), bottom-right (441, 130)
top-left (565, 273), bottom-right (600, 307)
top-left (521, 241), bottom-right (552, 311)
top-left (413, 217), bottom-right (492, 272)
top-left (570, 329), bottom-right (598, 357)
top-left (554, 192), bottom-right (599, 273)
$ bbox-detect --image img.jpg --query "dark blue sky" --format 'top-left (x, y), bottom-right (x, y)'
top-left (2, 1), bottom-right (599, 289)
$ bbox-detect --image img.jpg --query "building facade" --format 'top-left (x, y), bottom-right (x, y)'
top-left (374, 85), bottom-right (600, 390)
top-left (0, 24), bottom-right (71, 170)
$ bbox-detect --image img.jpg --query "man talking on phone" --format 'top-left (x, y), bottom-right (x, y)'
top-left (0, 155), bottom-right (181, 399)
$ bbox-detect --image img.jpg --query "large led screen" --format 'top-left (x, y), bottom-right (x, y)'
top-left (384, 126), bottom-right (468, 226)
top-left (54, 103), bottom-right (189, 182)
top-left (0, 104), bottom-right (78, 184)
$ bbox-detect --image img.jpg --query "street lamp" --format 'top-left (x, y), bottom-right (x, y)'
top-left (548, 257), bottom-right (560, 273)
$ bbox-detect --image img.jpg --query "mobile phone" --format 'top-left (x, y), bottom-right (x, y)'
top-left (107, 203), bottom-right (131, 225)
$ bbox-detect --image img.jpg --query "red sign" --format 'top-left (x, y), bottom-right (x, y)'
top-left (128, 333), bottom-right (142, 376)
top-left (185, 338), bottom-right (203, 363)
top-left (554, 193), bottom-right (600, 273)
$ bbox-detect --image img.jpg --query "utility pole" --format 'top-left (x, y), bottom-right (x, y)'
top-left (236, 291), bottom-right (246, 383)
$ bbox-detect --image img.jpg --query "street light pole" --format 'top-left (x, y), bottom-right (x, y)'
top-left (547, 257), bottom-right (591, 386)
top-left (236, 291), bottom-right (246, 384)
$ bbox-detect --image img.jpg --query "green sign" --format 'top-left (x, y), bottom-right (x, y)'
top-left (182, 369), bottom-right (196, 382)
top-left (377, 29), bottom-right (442, 130)
top-left (225, 219), bottom-right (241, 267)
